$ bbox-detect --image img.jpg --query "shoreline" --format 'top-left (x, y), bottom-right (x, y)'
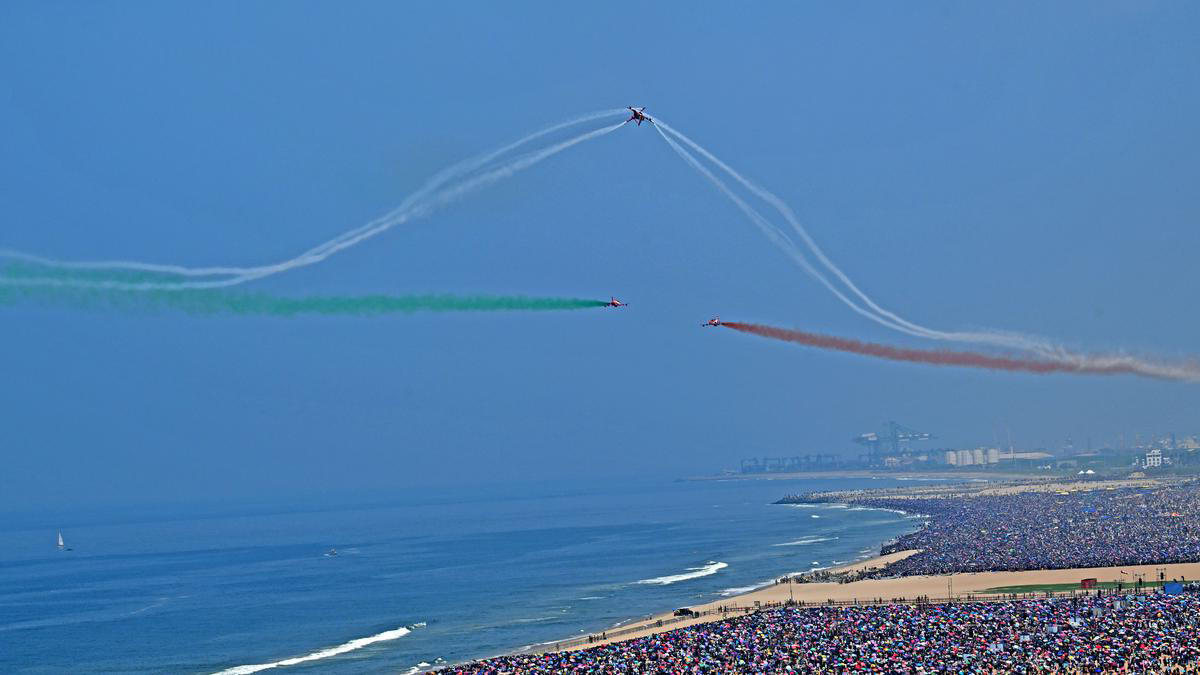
top-left (682, 469), bottom-right (1041, 482)
top-left (546, 557), bottom-right (1200, 653)
top-left (535, 475), bottom-right (1191, 654)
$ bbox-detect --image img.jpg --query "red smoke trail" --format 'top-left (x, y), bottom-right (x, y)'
top-left (721, 322), bottom-right (1151, 378)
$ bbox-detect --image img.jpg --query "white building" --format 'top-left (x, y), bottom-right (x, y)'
top-left (972, 448), bottom-right (986, 465)
top-left (946, 451), bottom-right (958, 466)
top-left (957, 450), bottom-right (973, 466)
top-left (987, 447), bottom-right (1001, 464)
top-left (1145, 449), bottom-right (1163, 468)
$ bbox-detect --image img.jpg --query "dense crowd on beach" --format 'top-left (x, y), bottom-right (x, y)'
top-left (442, 592), bottom-right (1200, 673)
top-left (818, 481), bottom-right (1200, 577)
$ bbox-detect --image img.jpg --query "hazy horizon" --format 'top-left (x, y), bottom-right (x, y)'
top-left (2, 2), bottom-right (1198, 513)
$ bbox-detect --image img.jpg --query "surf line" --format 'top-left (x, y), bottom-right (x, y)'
top-left (211, 623), bottom-right (425, 675)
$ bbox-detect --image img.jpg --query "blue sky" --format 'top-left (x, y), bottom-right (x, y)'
top-left (1, 2), bottom-right (1197, 511)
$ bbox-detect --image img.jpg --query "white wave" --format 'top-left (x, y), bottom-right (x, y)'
top-left (512, 616), bottom-right (558, 624)
top-left (718, 583), bottom-right (767, 597)
top-left (811, 515), bottom-right (820, 518)
top-left (212, 624), bottom-right (420, 674)
top-left (578, 596), bottom-right (605, 601)
top-left (635, 561), bottom-right (728, 586)
top-left (772, 536), bottom-right (837, 547)
top-left (784, 503), bottom-right (820, 508)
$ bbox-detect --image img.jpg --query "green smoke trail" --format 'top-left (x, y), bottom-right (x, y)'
top-left (0, 265), bottom-right (608, 316)
top-left (0, 284), bottom-right (609, 316)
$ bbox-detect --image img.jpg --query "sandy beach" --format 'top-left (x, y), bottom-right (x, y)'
top-left (546, 476), bottom-right (1197, 652)
top-left (555, 554), bottom-right (1200, 650)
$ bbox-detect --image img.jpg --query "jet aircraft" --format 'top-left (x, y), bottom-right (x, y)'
top-left (626, 107), bottom-right (652, 126)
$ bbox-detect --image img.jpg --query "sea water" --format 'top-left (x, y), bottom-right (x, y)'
top-left (0, 476), bottom-right (926, 673)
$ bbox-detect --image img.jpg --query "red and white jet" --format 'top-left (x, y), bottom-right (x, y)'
top-left (702, 316), bottom-right (721, 327)
top-left (605, 297), bottom-right (628, 308)
top-left (626, 107), bottom-right (652, 126)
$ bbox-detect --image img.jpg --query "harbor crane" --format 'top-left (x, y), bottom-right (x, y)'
top-left (854, 421), bottom-right (934, 467)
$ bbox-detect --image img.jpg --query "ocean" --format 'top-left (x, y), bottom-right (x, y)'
top-left (0, 476), bottom-right (928, 674)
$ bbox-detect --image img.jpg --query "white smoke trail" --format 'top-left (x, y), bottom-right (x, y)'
top-left (295, 109), bottom-right (627, 267)
top-left (654, 118), bottom-right (1200, 381)
top-left (0, 111), bottom-right (627, 290)
top-left (655, 118), bottom-right (1064, 354)
top-left (653, 124), bottom-right (930, 337)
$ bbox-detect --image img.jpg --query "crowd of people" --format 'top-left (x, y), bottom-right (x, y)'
top-left (441, 482), bottom-right (1200, 671)
top-left (442, 592), bottom-right (1200, 673)
top-left (824, 481), bottom-right (1200, 577)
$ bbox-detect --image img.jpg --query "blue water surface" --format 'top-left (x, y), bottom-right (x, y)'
top-left (1, 476), bottom-right (926, 674)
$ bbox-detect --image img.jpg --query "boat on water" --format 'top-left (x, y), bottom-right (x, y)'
top-left (57, 531), bottom-right (72, 551)
top-left (324, 548), bottom-right (338, 557)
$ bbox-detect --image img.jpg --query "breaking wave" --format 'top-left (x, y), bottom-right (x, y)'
top-left (212, 623), bottom-right (423, 674)
top-left (635, 561), bottom-right (728, 586)
top-left (772, 536), bottom-right (837, 547)
top-left (719, 583), bottom-right (767, 597)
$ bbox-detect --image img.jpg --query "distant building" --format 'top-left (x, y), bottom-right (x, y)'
top-left (972, 448), bottom-right (986, 465)
top-left (1002, 451), bottom-right (1053, 461)
top-left (1145, 448), bottom-right (1163, 468)
top-left (987, 448), bottom-right (1000, 464)
top-left (957, 450), bottom-right (973, 466)
top-left (945, 450), bottom-right (957, 466)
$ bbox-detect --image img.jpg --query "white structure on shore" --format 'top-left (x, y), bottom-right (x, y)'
top-left (942, 447), bottom-right (1006, 467)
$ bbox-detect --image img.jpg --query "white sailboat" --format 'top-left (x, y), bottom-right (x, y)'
top-left (57, 531), bottom-right (70, 551)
